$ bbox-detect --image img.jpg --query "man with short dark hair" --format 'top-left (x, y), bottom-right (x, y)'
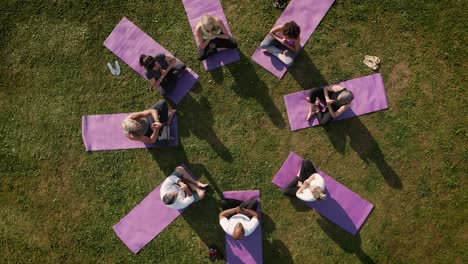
top-left (160, 166), bottom-right (208, 210)
top-left (219, 199), bottom-right (259, 240)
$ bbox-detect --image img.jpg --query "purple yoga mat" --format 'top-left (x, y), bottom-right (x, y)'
top-left (104, 17), bottom-right (199, 104)
top-left (82, 113), bottom-right (179, 151)
top-left (272, 152), bottom-right (374, 235)
top-left (114, 164), bottom-right (197, 253)
top-left (223, 190), bottom-right (262, 264)
top-left (285, 73), bottom-right (389, 131)
top-left (182, 0), bottom-right (240, 70)
top-left (251, 0), bottom-right (335, 78)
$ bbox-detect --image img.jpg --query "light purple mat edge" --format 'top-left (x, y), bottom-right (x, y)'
top-left (182, 0), bottom-right (240, 70)
top-left (251, 0), bottom-right (335, 78)
top-left (103, 17), bottom-right (199, 104)
top-left (284, 73), bottom-right (389, 131)
top-left (272, 152), bottom-right (374, 235)
top-left (223, 190), bottom-right (262, 264)
top-left (113, 164), bottom-right (197, 253)
top-left (82, 113), bottom-right (179, 151)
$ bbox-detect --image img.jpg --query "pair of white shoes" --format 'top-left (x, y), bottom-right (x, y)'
top-left (363, 55), bottom-right (380, 70)
top-left (107, 60), bottom-right (121, 75)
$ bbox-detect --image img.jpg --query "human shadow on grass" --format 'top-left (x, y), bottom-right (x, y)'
top-left (323, 116), bottom-right (403, 189)
top-left (227, 51), bottom-right (286, 129)
top-left (288, 50), bottom-right (329, 89)
top-left (262, 212), bottom-right (293, 263)
top-left (176, 94), bottom-right (233, 162)
top-left (181, 194), bottom-right (226, 257)
top-left (317, 217), bottom-right (375, 264)
top-left (208, 66), bottom-right (225, 84)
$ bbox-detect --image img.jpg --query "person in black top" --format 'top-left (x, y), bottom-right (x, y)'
top-left (139, 54), bottom-right (187, 95)
top-left (306, 85), bottom-right (354, 125)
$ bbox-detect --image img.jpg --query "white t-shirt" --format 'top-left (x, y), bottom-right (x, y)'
top-left (296, 173), bottom-right (326, 202)
top-left (219, 214), bottom-right (259, 237)
top-left (160, 175), bottom-right (194, 210)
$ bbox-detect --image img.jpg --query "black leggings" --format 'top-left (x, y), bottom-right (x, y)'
top-left (197, 37), bottom-right (238, 61)
top-left (309, 87), bottom-right (333, 126)
top-left (221, 198), bottom-right (258, 218)
top-left (282, 160), bottom-right (317, 197)
top-left (148, 100), bottom-right (169, 124)
top-left (161, 63), bottom-right (187, 93)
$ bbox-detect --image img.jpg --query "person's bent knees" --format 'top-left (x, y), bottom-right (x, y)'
top-left (197, 47), bottom-right (206, 61)
top-left (197, 189), bottom-right (206, 199)
top-left (175, 166), bottom-right (186, 174)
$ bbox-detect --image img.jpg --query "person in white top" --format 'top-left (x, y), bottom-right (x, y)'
top-left (160, 166), bottom-right (208, 210)
top-left (219, 198), bottom-right (260, 240)
top-left (282, 160), bottom-right (327, 202)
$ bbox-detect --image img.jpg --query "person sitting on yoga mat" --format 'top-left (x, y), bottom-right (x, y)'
top-left (219, 198), bottom-right (259, 240)
top-left (122, 100), bottom-right (176, 144)
top-left (195, 15), bottom-right (238, 61)
top-left (306, 85), bottom-right (354, 126)
top-left (260, 21), bottom-right (301, 66)
top-left (160, 166), bottom-right (208, 210)
top-left (139, 54), bottom-right (187, 95)
top-left (282, 160), bottom-right (327, 202)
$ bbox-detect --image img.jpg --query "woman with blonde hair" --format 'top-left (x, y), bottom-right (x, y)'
top-left (122, 100), bottom-right (176, 144)
top-left (306, 84), bottom-right (354, 125)
top-left (282, 160), bottom-right (327, 202)
top-left (195, 15), bottom-right (237, 61)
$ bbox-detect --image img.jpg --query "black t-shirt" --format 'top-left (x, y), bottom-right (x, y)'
top-left (144, 53), bottom-right (168, 80)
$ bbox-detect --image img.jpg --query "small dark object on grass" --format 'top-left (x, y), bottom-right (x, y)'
top-left (273, 0), bottom-right (288, 9)
top-left (208, 244), bottom-right (223, 261)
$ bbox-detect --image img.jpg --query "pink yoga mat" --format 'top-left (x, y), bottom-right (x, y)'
top-left (82, 113), bottom-right (178, 151)
top-left (272, 152), bottom-right (374, 235)
top-left (104, 17), bottom-right (199, 104)
top-left (251, 0), bottom-right (335, 78)
top-left (114, 165), bottom-right (197, 253)
top-left (223, 190), bottom-right (262, 264)
top-left (182, 0), bottom-right (240, 70)
top-left (284, 73), bottom-right (389, 131)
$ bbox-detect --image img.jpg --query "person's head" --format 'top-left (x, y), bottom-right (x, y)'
top-left (201, 15), bottom-right (219, 32)
top-left (232, 222), bottom-right (245, 240)
top-left (139, 54), bottom-right (155, 70)
top-left (337, 90), bottom-right (354, 105)
top-left (282, 21), bottom-right (301, 39)
top-left (311, 186), bottom-right (327, 200)
top-left (162, 191), bottom-right (178, 205)
top-left (122, 117), bottom-right (141, 133)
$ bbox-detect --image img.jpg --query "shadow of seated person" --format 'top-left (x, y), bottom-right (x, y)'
top-left (317, 217), bottom-right (375, 264)
top-left (227, 51), bottom-right (286, 129)
top-left (323, 117), bottom-right (403, 189)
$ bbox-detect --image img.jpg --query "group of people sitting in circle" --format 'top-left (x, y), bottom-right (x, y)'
top-left (120, 13), bottom-right (355, 241)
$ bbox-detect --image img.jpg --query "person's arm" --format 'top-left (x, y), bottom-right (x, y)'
top-left (162, 54), bottom-right (177, 74)
top-left (126, 123), bottom-right (162, 143)
top-left (196, 24), bottom-right (214, 49)
top-left (240, 208), bottom-right (258, 219)
top-left (130, 109), bottom-right (155, 120)
top-left (211, 19), bottom-right (231, 39)
top-left (219, 207), bottom-right (240, 220)
top-left (177, 180), bottom-right (193, 196)
top-left (296, 180), bottom-right (309, 194)
top-left (269, 25), bottom-right (283, 36)
top-left (329, 104), bottom-right (350, 119)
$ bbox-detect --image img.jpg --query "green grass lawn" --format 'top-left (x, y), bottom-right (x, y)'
top-left (0, 0), bottom-right (466, 263)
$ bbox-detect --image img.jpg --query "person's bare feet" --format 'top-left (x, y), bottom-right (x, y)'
top-left (198, 182), bottom-right (208, 188)
top-left (306, 111), bottom-right (315, 121)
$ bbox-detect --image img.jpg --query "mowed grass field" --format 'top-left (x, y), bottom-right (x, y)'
top-left (0, 0), bottom-right (466, 263)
